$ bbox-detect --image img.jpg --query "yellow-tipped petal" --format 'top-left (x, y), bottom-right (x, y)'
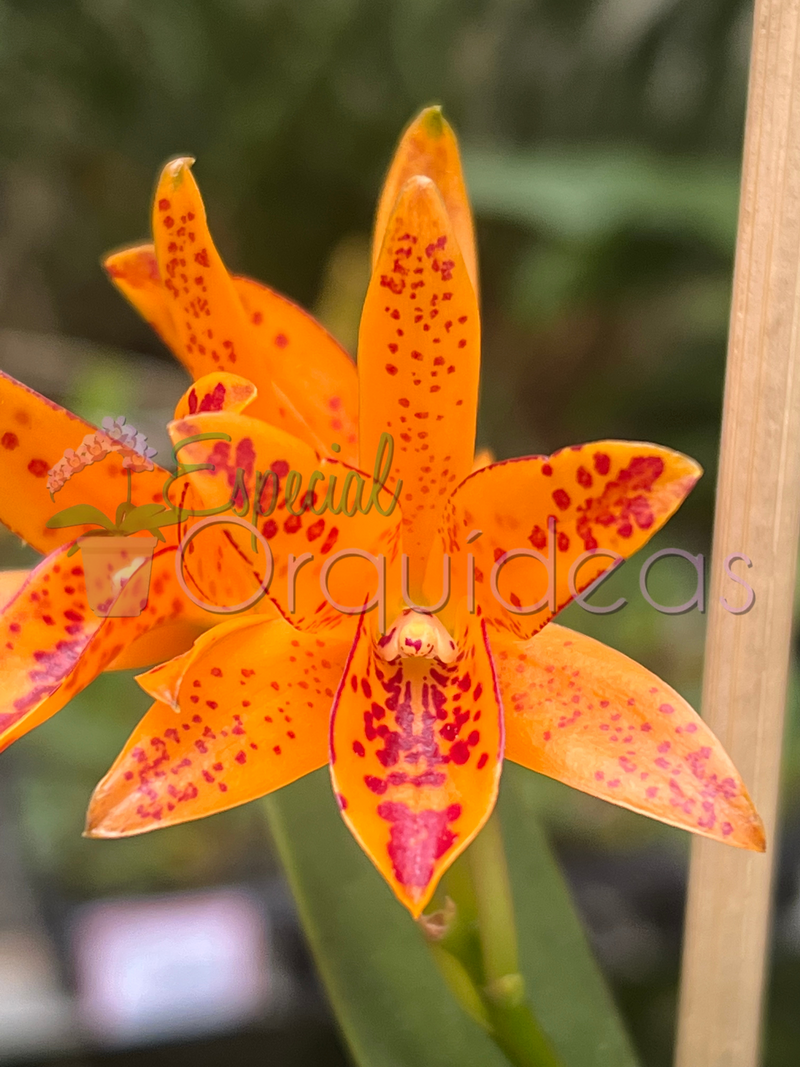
top-left (373, 107), bottom-right (478, 293)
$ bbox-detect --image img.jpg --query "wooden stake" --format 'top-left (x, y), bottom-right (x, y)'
top-left (675, 2), bottom-right (800, 1064)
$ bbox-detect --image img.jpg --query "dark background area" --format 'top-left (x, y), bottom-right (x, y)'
top-left (1, 1), bottom-right (799, 1065)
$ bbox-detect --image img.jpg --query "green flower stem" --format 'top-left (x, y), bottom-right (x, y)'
top-left (468, 811), bottom-right (521, 984)
top-left (431, 813), bottom-right (564, 1067)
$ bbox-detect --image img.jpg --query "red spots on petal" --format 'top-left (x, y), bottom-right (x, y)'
top-left (557, 531), bottom-right (570, 552)
top-left (449, 741), bottom-right (470, 765)
top-left (576, 466), bottom-right (593, 488)
top-left (28, 458), bottom-right (49, 477)
top-left (659, 703), bottom-right (675, 715)
top-left (399, 398), bottom-right (410, 408)
top-left (320, 526), bottom-right (339, 554)
top-left (552, 488), bottom-right (571, 510)
top-left (194, 248), bottom-right (210, 267)
top-left (594, 452), bottom-right (611, 475)
top-left (477, 753), bottom-right (489, 769)
top-left (158, 198), bottom-right (170, 211)
top-left (527, 525), bottom-right (546, 550)
top-left (386, 364), bottom-right (398, 375)
top-left (274, 333), bottom-right (289, 348)
top-left (541, 463), bottom-right (553, 477)
top-left (307, 518), bottom-right (325, 541)
top-left (1, 432), bottom-right (19, 450)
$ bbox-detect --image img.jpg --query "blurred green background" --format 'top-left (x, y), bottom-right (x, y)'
top-left (2, 1), bottom-right (799, 1065)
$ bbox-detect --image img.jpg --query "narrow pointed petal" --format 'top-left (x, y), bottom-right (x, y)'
top-left (330, 615), bottom-right (503, 917)
top-left (151, 159), bottom-right (330, 451)
top-left (151, 157), bottom-right (256, 381)
top-left (103, 244), bottom-right (182, 353)
top-left (499, 624), bottom-right (764, 850)
top-left (0, 371), bottom-right (168, 553)
top-left (169, 412), bottom-right (401, 629)
top-left (373, 107), bottom-right (478, 293)
top-left (235, 276), bottom-right (359, 464)
top-left (86, 618), bottom-right (350, 837)
top-left (0, 544), bottom-right (188, 751)
top-left (174, 372), bottom-right (258, 420)
top-left (440, 442), bottom-right (701, 639)
top-left (359, 177), bottom-right (479, 588)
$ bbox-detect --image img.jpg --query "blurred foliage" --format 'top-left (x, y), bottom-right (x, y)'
top-left (2, 0), bottom-right (800, 1064)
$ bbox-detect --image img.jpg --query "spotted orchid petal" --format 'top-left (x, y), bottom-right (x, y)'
top-left (86, 616), bottom-right (351, 837)
top-left (0, 543), bottom-right (192, 751)
top-left (0, 372), bottom-right (167, 553)
top-left (135, 616), bottom-right (268, 710)
top-left (373, 107), bottom-right (478, 294)
top-left (173, 372), bottom-right (258, 420)
top-left (105, 243), bottom-right (360, 465)
top-left (234, 275), bottom-right (359, 464)
top-left (104, 243), bottom-right (183, 353)
top-left (359, 176), bottom-right (479, 594)
top-left (149, 159), bottom-right (313, 445)
top-left (498, 623), bottom-right (764, 851)
top-left (330, 612), bottom-right (503, 918)
top-left (168, 411), bottom-right (401, 630)
top-left (437, 442), bottom-right (702, 639)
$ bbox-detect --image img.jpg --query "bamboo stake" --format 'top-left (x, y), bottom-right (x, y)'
top-left (675, 2), bottom-right (800, 1065)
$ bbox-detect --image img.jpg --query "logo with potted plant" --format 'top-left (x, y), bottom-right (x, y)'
top-left (46, 417), bottom-right (179, 618)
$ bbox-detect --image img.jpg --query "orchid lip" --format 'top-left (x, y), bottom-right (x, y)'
top-left (376, 609), bottom-right (458, 664)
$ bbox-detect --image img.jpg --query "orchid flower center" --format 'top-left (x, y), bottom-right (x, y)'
top-left (377, 609), bottom-right (458, 664)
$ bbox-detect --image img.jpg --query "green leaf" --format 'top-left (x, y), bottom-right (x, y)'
top-left (46, 504), bottom-right (115, 530)
top-left (116, 501), bottom-right (136, 526)
top-left (148, 509), bottom-right (182, 529)
top-left (263, 771), bottom-right (512, 1067)
top-left (118, 503), bottom-right (167, 533)
top-left (498, 764), bottom-right (639, 1067)
top-left (118, 503), bottom-right (180, 534)
top-left (463, 148), bottom-right (739, 254)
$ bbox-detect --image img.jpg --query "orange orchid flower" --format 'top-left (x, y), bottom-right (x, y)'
top-left (0, 146), bottom-right (365, 748)
top-left (84, 108), bottom-right (764, 919)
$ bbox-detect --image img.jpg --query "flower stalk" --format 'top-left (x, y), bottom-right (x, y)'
top-left (424, 814), bottom-right (563, 1067)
